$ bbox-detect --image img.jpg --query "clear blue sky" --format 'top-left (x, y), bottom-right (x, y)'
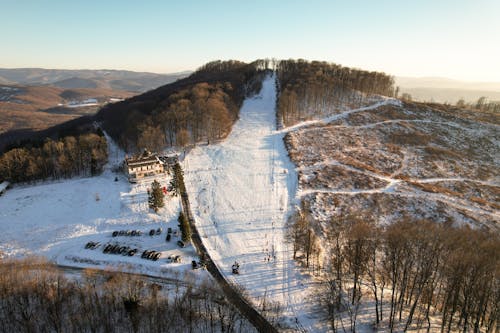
top-left (1, 0), bottom-right (499, 81)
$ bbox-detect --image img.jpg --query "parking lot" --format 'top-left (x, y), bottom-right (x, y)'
top-left (76, 224), bottom-right (199, 272)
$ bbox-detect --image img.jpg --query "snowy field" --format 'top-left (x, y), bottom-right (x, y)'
top-left (183, 75), bottom-right (323, 331)
top-left (0, 138), bottom-right (207, 281)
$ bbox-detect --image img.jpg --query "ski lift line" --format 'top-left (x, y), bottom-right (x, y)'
top-left (175, 162), bottom-right (278, 333)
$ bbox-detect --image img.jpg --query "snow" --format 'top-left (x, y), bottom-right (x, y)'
top-left (183, 75), bottom-right (320, 331)
top-left (0, 181), bottom-right (8, 193)
top-left (67, 99), bottom-right (99, 108)
top-left (0, 135), bottom-right (208, 282)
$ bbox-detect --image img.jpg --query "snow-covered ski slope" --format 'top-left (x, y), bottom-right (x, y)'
top-left (184, 75), bottom-right (317, 330)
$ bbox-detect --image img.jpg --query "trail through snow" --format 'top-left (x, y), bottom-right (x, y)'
top-left (184, 75), bottom-right (315, 331)
top-left (279, 98), bottom-right (401, 133)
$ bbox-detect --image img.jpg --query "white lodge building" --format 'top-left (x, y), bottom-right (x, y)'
top-left (125, 150), bottom-right (166, 183)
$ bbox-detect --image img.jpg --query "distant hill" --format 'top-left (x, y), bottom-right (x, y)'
top-left (52, 77), bottom-right (99, 89)
top-left (0, 84), bottom-right (134, 134)
top-left (0, 68), bottom-right (191, 135)
top-left (396, 76), bottom-right (500, 103)
top-left (0, 68), bottom-right (190, 93)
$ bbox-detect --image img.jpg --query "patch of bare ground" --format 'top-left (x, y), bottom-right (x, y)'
top-left (298, 164), bottom-right (388, 191)
top-left (423, 180), bottom-right (500, 210)
top-left (304, 191), bottom-right (497, 233)
top-left (286, 100), bottom-right (499, 232)
top-left (286, 126), bottom-right (404, 174)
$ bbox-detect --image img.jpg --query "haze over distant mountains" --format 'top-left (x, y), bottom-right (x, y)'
top-left (396, 76), bottom-right (500, 103)
top-left (0, 68), bottom-right (190, 93)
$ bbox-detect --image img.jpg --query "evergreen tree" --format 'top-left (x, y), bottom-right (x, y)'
top-left (169, 162), bottom-right (184, 197)
top-left (178, 211), bottom-right (191, 242)
top-left (149, 179), bottom-right (164, 212)
top-left (169, 176), bottom-right (179, 197)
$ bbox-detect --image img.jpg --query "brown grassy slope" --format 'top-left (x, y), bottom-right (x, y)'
top-left (286, 101), bottom-right (499, 231)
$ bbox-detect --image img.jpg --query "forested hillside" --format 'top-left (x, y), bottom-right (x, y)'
top-left (0, 258), bottom-right (253, 332)
top-left (276, 60), bottom-right (395, 126)
top-left (97, 60), bottom-right (267, 151)
top-left (289, 211), bottom-right (499, 332)
top-left (0, 130), bottom-right (107, 183)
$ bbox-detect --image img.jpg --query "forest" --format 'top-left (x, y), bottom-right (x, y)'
top-left (275, 59), bottom-right (395, 126)
top-left (289, 208), bottom-right (499, 333)
top-left (0, 257), bottom-right (251, 333)
top-left (0, 131), bottom-right (107, 183)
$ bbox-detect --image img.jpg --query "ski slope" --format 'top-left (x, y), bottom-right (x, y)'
top-left (184, 75), bottom-right (317, 330)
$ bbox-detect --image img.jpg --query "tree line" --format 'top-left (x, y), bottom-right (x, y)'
top-left (457, 96), bottom-right (500, 113)
top-left (0, 257), bottom-right (252, 333)
top-left (0, 131), bottom-right (107, 184)
top-left (289, 208), bottom-right (499, 332)
top-left (275, 59), bottom-right (395, 126)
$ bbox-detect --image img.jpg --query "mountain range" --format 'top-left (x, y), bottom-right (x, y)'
top-left (395, 76), bottom-right (500, 103)
top-left (0, 68), bottom-right (190, 92)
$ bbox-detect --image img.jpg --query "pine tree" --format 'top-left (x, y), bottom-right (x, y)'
top-left (169, 176), bottom-right (179, 197)
top-left (149, 179), bottom-right (164, 212)
top-left (169, 162), bottom-right (184, 197)
top-left (178, 211), bottom-right (191, 242)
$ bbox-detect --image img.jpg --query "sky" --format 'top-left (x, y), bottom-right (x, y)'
top-left (1, 0), bottom-right (499, 81)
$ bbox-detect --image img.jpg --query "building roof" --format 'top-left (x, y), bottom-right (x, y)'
top-left (126, 155), bottom-right (163, 168)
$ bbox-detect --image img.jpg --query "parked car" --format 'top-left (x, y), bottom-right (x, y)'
top-left (177, 240), bottom-right (185, 248)
top-left (166, 234), bottom-right (171, 242)
top-left (86, 242), bottom-right (100, 250)
top-left (103, 244), bottom-right (112, 253)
